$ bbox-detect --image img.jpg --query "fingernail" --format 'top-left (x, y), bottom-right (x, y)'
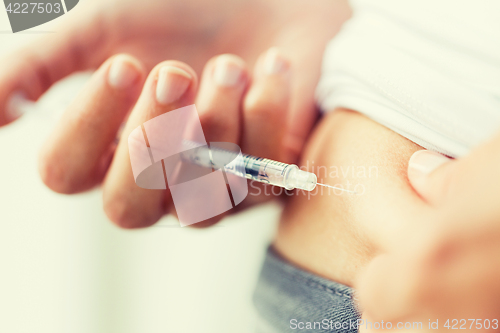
top-left (408, 150), bottom-right (451, 179)
top-left (263, 47), bottom-right (289, 75)
top-left (108, 55), bottom-right (141, 89)
top-left (156, 66), bottom-right (192, 105)
top-left (6, 91), bottom-right (34, 120)
top-left (213, 56), bottom-right (244, 87)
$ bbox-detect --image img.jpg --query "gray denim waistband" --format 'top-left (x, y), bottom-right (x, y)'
top-left (253, 247), bottom-right (361, 333)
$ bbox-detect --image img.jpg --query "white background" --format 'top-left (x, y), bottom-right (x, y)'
top-left (0, 9), bottom-right (279, 333)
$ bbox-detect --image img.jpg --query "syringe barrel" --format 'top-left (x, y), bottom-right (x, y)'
top-left (241, 157), bottom-right (317, 191)
top-left (180, 142), bottom-right (317, 191)
top-left (241, 156), bottom-right (291, 188)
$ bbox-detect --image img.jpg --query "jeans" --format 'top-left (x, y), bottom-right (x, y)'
top-left (253, 247), bottom-right (361, 332)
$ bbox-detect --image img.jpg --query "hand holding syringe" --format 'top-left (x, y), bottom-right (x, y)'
top-left (9, 94), bottom-right (355, 194)
top-left (5, 46), bottom-right (355, 229)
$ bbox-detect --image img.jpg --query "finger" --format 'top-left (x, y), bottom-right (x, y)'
top-left (190, 55), bottom-right (249, 228)
top-left (196, 54), bottom-right (248, 143)
top-left (439, 131), bottom-right (500, 220)
top-left (103, 61), bottom-right (198, 229)
top-left (357, 253), bottom-right (424, 323)
top-left (38, 54), bottom-right (145, 194)
top-left (241, 48), bottom-right (291, 162)
top-left (407, 150), bottom-right (454, 205)
top-left (0, 9), bottom-right (111, 126)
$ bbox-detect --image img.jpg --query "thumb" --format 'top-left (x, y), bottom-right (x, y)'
top-left (407, 150), bottom-right (454, 205)
top-left (0, 10), bottom-right (110, 126)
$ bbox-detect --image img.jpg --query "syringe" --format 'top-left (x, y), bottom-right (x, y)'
top-left (181, 141), bottom-right (356, 193)
top-left (9, 95), bottom-right (354, 194)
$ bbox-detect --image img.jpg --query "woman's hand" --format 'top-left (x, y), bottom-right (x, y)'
top-left (358, 133), bottom-right (500, 330)
top-left (0, 0), bottom-right (350, 162)
top-left (36, 47), bottom-right (294, 228)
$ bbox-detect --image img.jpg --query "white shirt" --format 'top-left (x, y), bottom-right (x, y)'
top-left (316, 0), bottom-right (500, 157)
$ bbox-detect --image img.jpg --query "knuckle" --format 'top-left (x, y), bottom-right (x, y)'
top-left (103, 194), bottom-right (158, 229)
top-left (103, 197), bottom-right (139, 229)
top-left (199, 110), bottom-right (235, 136)
top-left (426, 234), bottom-right (460, 267)
top-left (38, 152), bottom-right (82, 194)
top-left (244, 90), bottom-right (287, 122)
top-left (210, 53), bottom-right (246, 69)
top-left (189, 216), bottom-right (222, 228)
top-left (150, 60), bottom-right (197, 82)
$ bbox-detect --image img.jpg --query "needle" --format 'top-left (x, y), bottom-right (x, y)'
top-left (316, 182), bottom-right (357, 194)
